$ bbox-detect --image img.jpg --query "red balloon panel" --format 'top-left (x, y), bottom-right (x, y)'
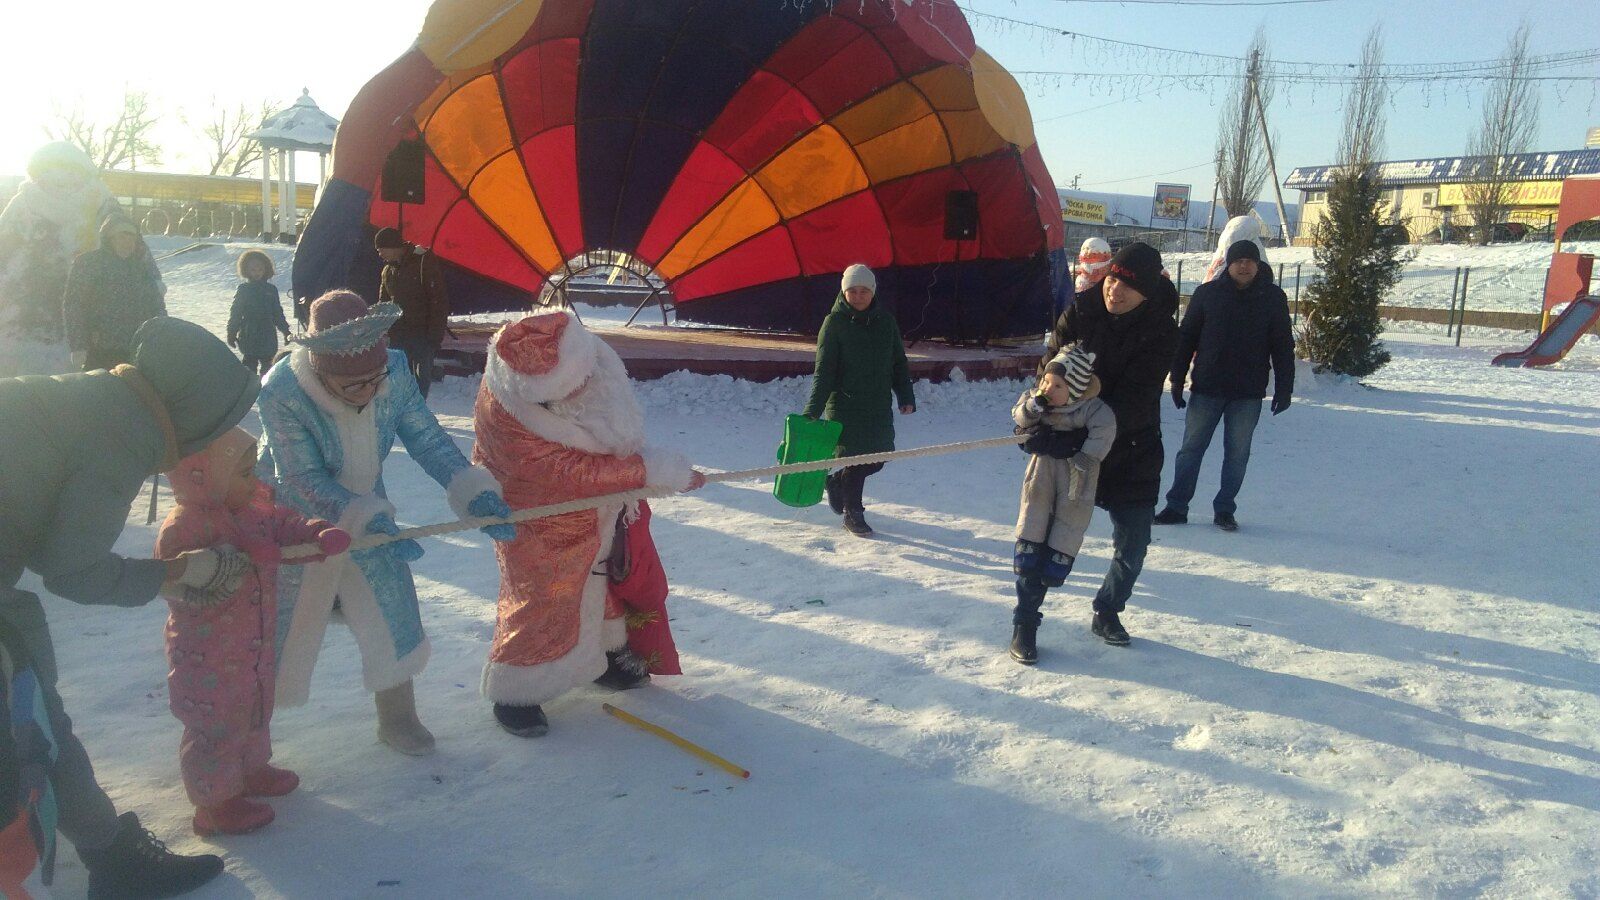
top-left (434, 200), bottom-right (544, 292)
top-left (787, 191), bottom-right (893, 276)
top-left (671, 226), bottom-right (800, 302)
top-left (501, 38), bottom-right (581, 138)
top-left (875, 167), bottom-right (972, 266)
top-left (634, 141), bottom-right (749, 266)
top-left (704, 71), bottom-right (824, 172)
top-left (963, 154), bottom-right (1047, 259)
top-left (368, 153), bottom-right (465, 243)
top-left (796, 32), bottom-right (900, 118)
top-left (520, 126), bottom-right (585, 259)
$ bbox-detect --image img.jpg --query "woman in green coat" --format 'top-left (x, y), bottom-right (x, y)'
top-left (803, 264), bottom-right (916, 536)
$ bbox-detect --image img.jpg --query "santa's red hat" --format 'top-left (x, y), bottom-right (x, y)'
top-left (484, 310), bottom-right (600, 405)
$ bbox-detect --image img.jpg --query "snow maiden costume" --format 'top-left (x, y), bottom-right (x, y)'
top-left (473, 311), bottom-right (695, 737)
top-left (256, 291), bottom-right (513, 755)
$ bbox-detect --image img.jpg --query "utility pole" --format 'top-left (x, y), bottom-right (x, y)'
top-left (1071, 173), bottom-right (1082, 190)
top-left (1207, 148), bottom-right (1221, 244)
top-left (1246, 48), bottom-right (1294, 245)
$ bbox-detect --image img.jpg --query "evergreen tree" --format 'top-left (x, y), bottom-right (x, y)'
top-left (1298, 169), bottom-right (1404, 377)
top-left (1298, 28), bottom-right (1405, 378)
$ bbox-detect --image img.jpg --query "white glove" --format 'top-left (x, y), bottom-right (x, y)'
top-left (166, 547), bottom-right (251, 606)
top-left (70, 350), bottom-right (87, 368)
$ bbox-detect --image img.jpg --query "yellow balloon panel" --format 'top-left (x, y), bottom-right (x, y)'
top-left (831, 82), bottom-right (932, 146)
top-left (426, 75), bottom-right (515, 186)
top-left (941, 109), bottom-right (1009, 163)
top-left (856, 115), bottom-right (952, 184)
top-left (419, 0), bottom-right (544, 74)
top-left (911, 66), bottom-right (980, 113)
top-left (755, 126), bottom-right (870, 219)
top-left (970, 47), bottom-right (1036, 149)
top-left (469, 151), bottom-right (564, 274)
top-left (658, 180), bottom-right (780, 279)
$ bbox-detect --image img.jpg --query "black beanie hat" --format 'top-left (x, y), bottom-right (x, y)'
top-left (1107, 242), bottom-right (1166, 302)
top-left (1225, 239), bottom-right (1262, 266)
top-left (373, 227), bottom-right (405, 250)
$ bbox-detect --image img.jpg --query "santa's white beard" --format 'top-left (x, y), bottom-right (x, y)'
top-left (544, 352), bottom-right (646, 457)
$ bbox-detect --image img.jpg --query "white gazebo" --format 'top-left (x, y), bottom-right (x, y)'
top-left (249, 89), bottom-right (338, 241)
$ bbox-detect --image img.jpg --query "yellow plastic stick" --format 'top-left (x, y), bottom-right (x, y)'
top-left (602, 703), bottom-right (750, 780)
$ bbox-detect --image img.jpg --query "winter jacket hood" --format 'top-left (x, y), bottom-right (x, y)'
top-left (130, 317), bottom-right (260, 458)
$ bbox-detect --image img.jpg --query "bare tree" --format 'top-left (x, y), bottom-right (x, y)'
top-left (45, 89), bottom-right (162, 170)
top-left (1214, 30), bottom-right (1274, 218)
top-left (1337, 28), bottom-right (1388, 174)
top-left (190, 100), bottom-right (274, 177)
top-left (1462, 24), bottom-right (1540, 245)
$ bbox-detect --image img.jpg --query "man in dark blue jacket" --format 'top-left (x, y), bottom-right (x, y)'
top-left (1158, 240), bottom-right (1295, 531)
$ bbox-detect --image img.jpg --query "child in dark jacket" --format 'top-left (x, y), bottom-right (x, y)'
top-left (804, 264), bottom-right (916, 537)
top-left (227, 250), bottom-right (291, 376)
top-left (155, 427), bottom-right (349, 836)
top-left (1008, 344), bottom-right (1116, 665)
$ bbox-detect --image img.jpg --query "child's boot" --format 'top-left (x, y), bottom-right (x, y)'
top-left (193, 796), bottom-right (274, 836)
top-left (1009, 624), bottom-right (1038, 665)
top-left (244, 765), bottom-right (300, 798)
top-left (375, 679), bottom-right (436, 756)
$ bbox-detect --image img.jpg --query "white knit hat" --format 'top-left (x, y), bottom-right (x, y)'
top-left (841, 264), bottom-right (876, 294)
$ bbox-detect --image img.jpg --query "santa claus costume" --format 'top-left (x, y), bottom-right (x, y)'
top-left (473, 311), bottom-right (696, 737)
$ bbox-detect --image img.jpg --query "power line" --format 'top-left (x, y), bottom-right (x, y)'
top-left (1034, 0), bottom-right (1336, 5)
top-left (1075, 160), bottom-right (1215, 188)
top-left (946, 2), bottom-right (1600, 77)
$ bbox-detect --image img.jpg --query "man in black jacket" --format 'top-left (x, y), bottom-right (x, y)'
top-left (1041, 242), bottom-right (1178, 647)
top-left (1158, 239), bottom-right (1295, 531)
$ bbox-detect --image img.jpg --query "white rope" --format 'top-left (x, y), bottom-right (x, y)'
top-left (280, 432), bottom-right (1027, 561)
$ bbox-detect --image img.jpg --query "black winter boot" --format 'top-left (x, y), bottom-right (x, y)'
top-left (594, 649), bottom-right (651, 690)
top-left (824, 471), bottom-right (844, 515)
top-left (1009, 624), bottom-right (1038, 665)
top-left (82, 812), bottom-right (224, 900)
top-left (494, 703), bottom-right (550, 737)
top-left (1153, 507), bottom-right (1187, 525)
top-left (1213, 513), bottom-right (1239, 532)
top-left (842, 509), bottom-right (873, 536)
top-left (1091, 611), bottom-right (1131, 647)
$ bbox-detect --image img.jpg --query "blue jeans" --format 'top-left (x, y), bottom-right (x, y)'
top-left (1092, 503), bottom-right (1153, 614)
top-left (1165, 392), bottom-right (1263, 518)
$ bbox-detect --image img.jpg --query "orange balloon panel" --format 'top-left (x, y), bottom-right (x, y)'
top-left (468, 150), bottom-right (565, 274)
top-left (754, 126), bottom-right (870, 220)
top-left (657, 179), bottom-right (781, 279)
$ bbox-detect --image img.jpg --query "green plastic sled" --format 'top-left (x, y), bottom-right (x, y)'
top-left (773, 414), bottom-right (843, 508)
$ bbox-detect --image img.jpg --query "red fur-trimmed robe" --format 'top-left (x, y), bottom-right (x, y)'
top-left (473, 331), bottom-right (691, 706)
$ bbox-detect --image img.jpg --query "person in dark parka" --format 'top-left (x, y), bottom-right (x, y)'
top-left (62, 213), bottom-right (167, 372)
top-left (1159, 239), bottom-right (1295, 531)
top-left (1041, 242), bottom-right (1179, 647)
top-left (227, 249), bottom-right (292, 377)
top-left (804, 264), bottom-right (916, 537)
top-left (375, 227), bottom-right (451, 398)
top-left (0, 317), bottom-right (259, 898)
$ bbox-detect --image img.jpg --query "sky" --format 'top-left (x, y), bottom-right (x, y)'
top-left (2, 0), bottom-right (1597, 207)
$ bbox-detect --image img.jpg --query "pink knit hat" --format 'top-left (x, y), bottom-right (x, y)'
top-left (302, 290), bottom-right (398, 376)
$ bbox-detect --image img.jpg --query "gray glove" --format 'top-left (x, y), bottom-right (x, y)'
top-left (167, 547), bottom-right (252, 607)
top-left (1066, 451), bottom-right (1095, 502)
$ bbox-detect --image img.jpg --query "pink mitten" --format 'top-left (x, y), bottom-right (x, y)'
top-left (317, 527), bottom-right (352, 556)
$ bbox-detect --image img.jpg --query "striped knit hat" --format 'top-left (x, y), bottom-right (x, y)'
top-left (1045, 343), bottom-right (1096, 403)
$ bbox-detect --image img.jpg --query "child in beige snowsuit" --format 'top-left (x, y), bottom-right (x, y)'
top-left (1009, 343), bottom-right (1116, 664)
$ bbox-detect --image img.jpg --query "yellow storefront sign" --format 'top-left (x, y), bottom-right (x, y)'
top-left (1061, 196), bottom-right (1107, 224)
top-left (1438, 180), bottom-right (1563, 207)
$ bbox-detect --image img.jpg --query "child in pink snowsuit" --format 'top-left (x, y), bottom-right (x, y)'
top-left (155, 427), bottom-right (349, 836)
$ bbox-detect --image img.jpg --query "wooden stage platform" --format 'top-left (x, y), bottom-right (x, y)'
top-left (438, 323), bottom-right (1041, 383)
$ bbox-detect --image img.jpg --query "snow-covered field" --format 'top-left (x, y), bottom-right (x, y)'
top-left (19, 240), bottom-right (1600, 897)
top-left (1172, 240), bottom-right (1600, 316)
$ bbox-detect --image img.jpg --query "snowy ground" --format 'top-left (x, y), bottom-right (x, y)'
top-left (1170, 240), bottom-right (1600, 316)
top-left (24, 281), bottom-right (1600, 897)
